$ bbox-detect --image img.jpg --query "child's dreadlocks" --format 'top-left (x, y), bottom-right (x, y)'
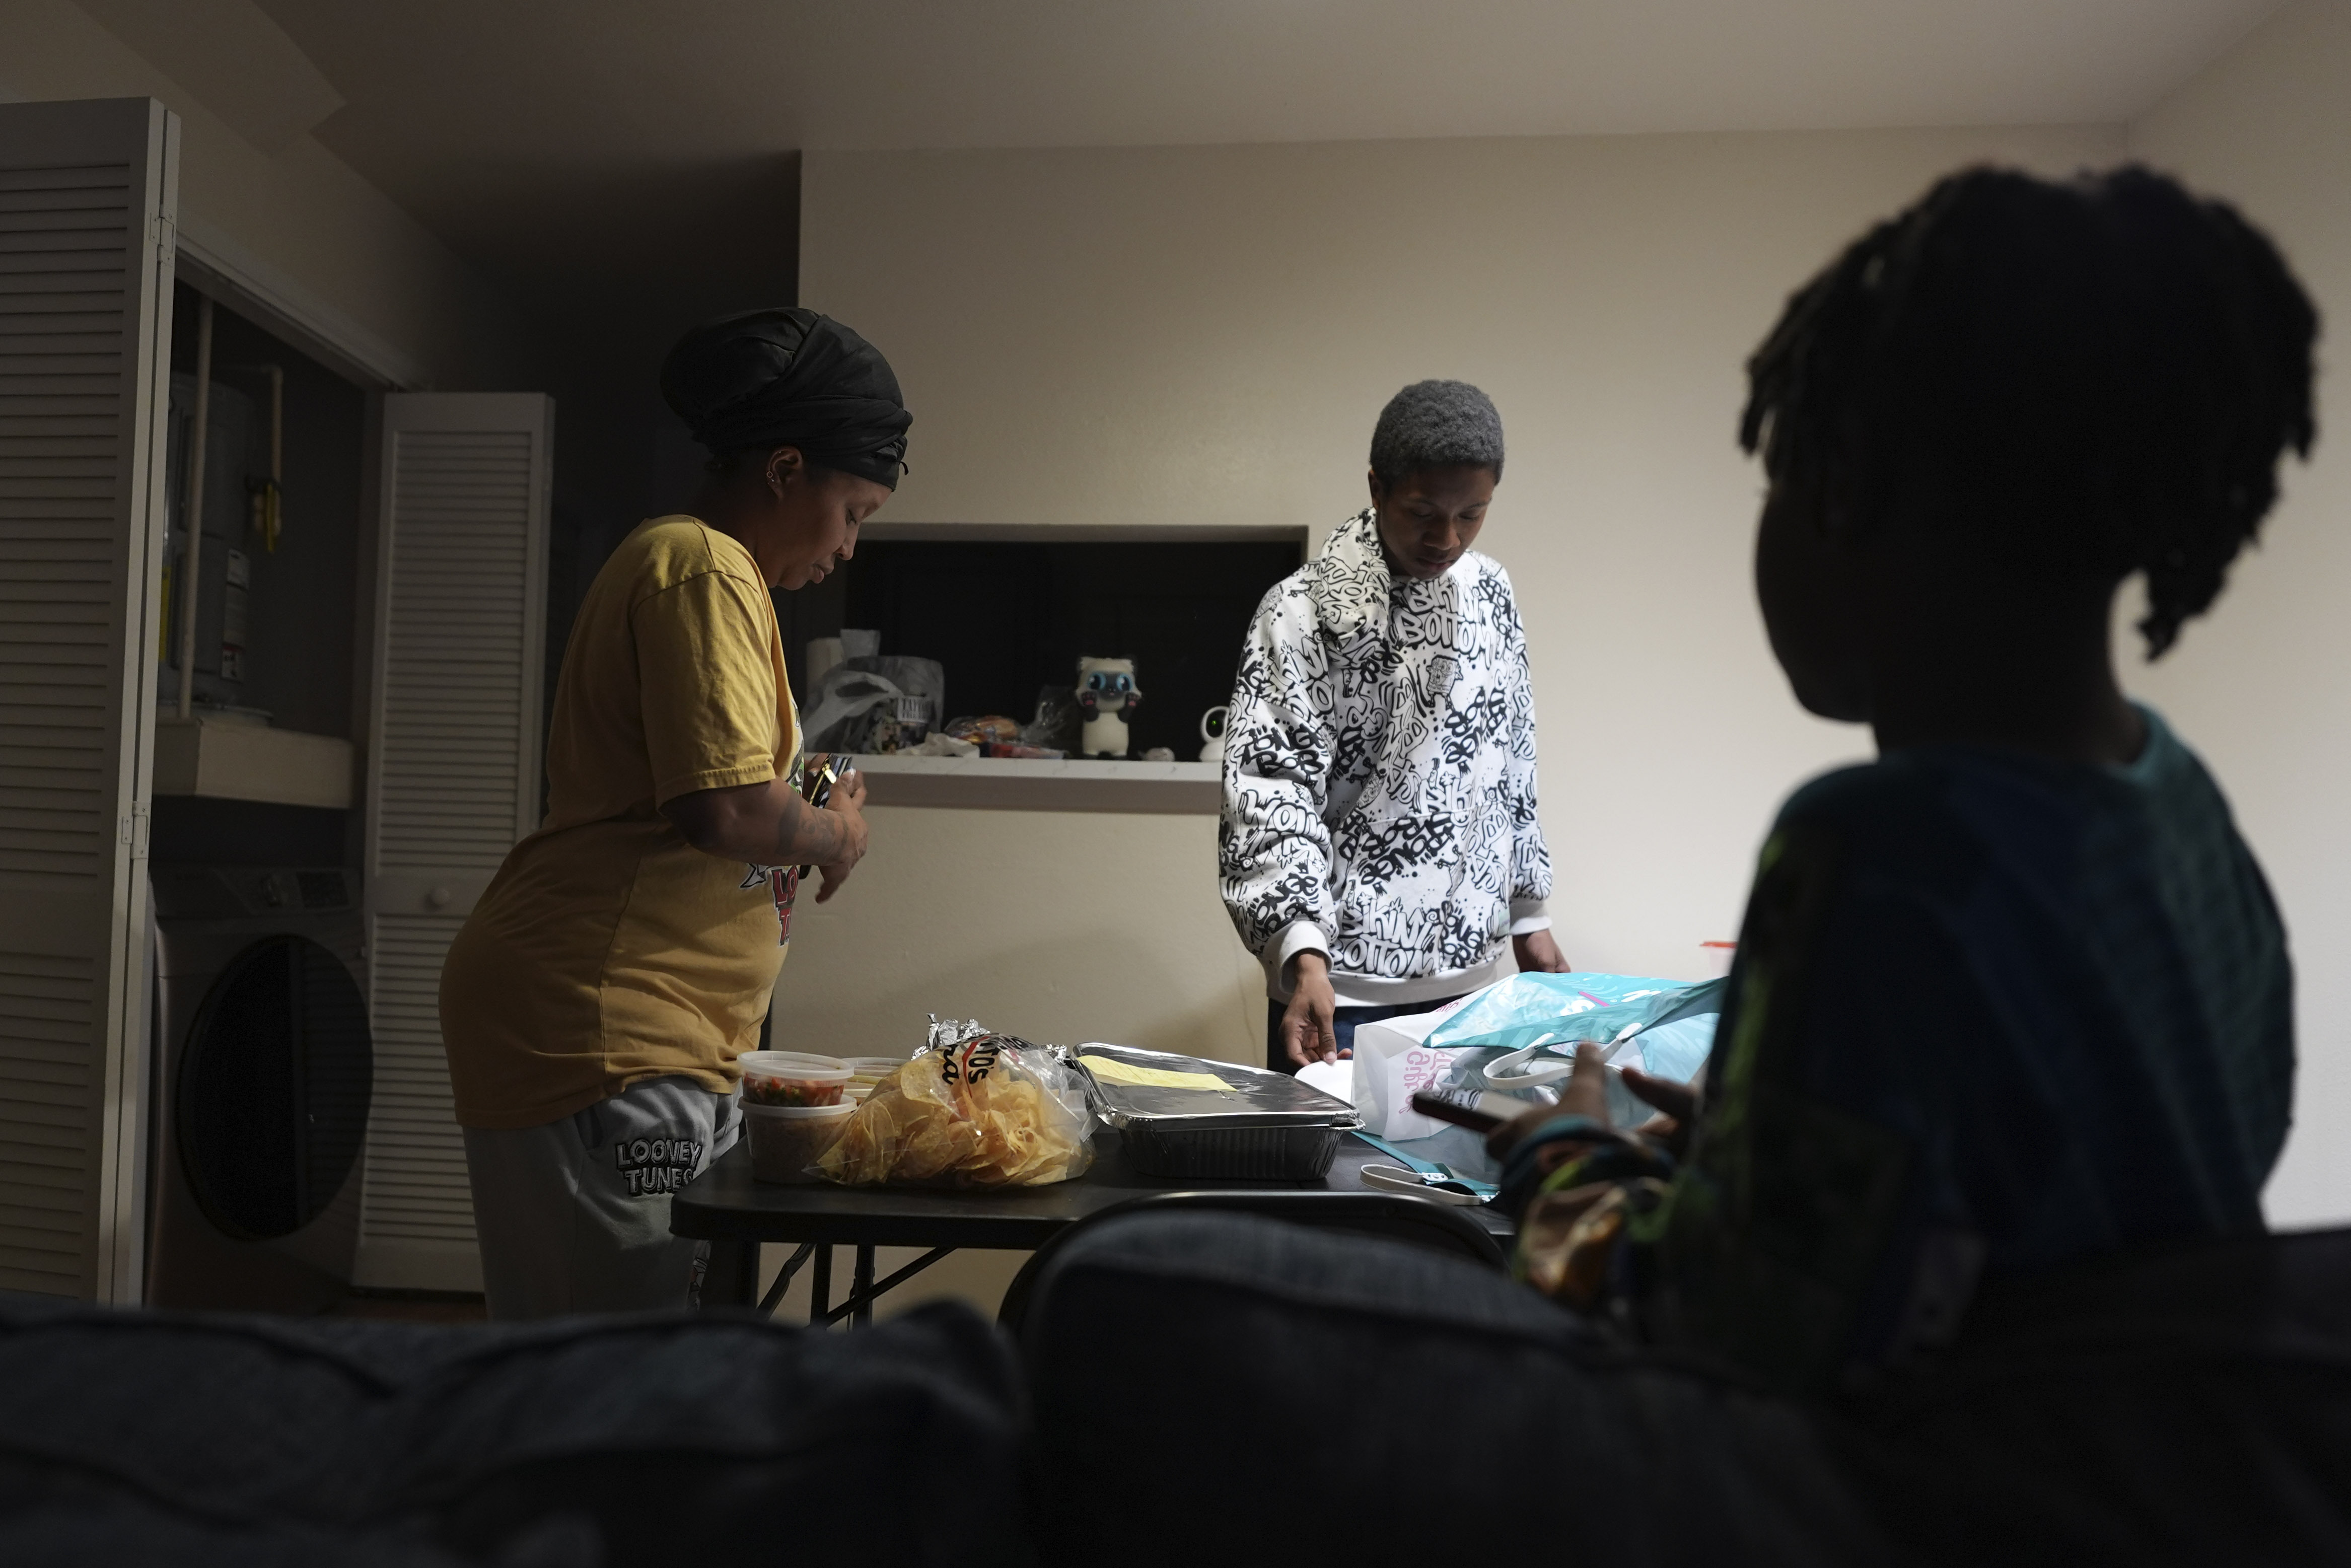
top-left (1740, 165), bottom-right (2318, 658)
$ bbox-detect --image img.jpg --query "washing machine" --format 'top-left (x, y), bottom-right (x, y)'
top-left (147, 864), bottom-right (372, 1312)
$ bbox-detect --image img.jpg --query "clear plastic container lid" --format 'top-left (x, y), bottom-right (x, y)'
top-left (740, 1051), bottom-right (853, 1108)
top-left (740, 1050), bottom-right (852, 1083)
top-left (743, 1100), bottom-right (857, 1119)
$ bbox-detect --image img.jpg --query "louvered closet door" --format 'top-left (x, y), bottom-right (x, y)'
top-left (358, 394), bottom-right (550, 1291)
top-left (0, 99), bottom-right (177, 1304)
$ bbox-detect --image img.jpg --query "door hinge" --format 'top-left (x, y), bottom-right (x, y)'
top-left (121, 804), bottom-right (151, 858)
top-left (152, 213), bottom-right (176, 266)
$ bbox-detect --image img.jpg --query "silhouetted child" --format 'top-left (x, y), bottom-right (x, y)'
top-left (1020, 165), bottom-right (2329, 1565)
top-left (1499, 164), bottom-right (2317, 1390)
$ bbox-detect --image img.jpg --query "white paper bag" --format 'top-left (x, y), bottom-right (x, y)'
top-left (1350, 996), bottom-right (1476, 1141)
top-left (1295, 1058), bottom-right (1353, 1104)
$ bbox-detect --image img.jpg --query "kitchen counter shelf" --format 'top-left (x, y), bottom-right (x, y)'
top-left (851, 753), bottom-right (1220, 814)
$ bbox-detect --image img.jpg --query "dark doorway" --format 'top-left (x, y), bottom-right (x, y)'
top-left (837, 535), bottom-right (1303, 759)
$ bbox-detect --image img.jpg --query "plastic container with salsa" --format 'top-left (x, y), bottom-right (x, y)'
top-left (841, 1055), bottom-right (910, 1102)
top-left (746, 1101), bottom-right (856, 1183)
top-left (738, 1050), bottom-right (852, 1108)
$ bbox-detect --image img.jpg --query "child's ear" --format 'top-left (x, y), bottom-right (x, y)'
top-left (1755, 482), bottom-right (1876, 727)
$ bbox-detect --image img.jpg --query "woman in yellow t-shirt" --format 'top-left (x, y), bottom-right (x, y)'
top-left (439, 308), bottom-right (907, 1319)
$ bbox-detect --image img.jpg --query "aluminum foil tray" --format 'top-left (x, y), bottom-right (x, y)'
top-left (1116, 1120), bottom-right (1345, 1180)
top-left (1074, 1043), bottom-right (1359, 1181)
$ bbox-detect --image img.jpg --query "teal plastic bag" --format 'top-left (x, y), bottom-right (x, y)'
top-left (1623, 1011), bottom-right (1718, 1084)
top-left (1424, 972), bottom-right (1726, 1057)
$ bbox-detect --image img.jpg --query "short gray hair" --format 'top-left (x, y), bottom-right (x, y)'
top-left (1369, 380), bottom-right (1505, 485)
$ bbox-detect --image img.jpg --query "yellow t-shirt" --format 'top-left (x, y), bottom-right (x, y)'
top-left (439, 516), bottom-right (803, 1129)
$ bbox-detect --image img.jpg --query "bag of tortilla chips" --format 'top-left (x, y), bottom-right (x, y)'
top-left (816, 1018), bottom-right (1095, 1187)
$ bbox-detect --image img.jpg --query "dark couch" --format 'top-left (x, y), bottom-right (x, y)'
top-left (0, 1294), bottom-right (1027, 1567)
top-left (1018, 1215), bottom-right (2351, 1566)
top-left (7, 1223), bottom-right (2346, 1566)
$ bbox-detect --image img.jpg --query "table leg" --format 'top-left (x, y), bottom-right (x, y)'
top-left (852, 1244), bottom-right (875, 1326)
top-left (700, 1239), bottom-right (758, 1311)
top-left (756, 1241), bottom-right (818, 1318)
top-left (810, 1244), bottom-right (832, 1328)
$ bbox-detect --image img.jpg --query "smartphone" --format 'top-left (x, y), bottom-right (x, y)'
top-left (1410, 1086), bottom-right (1522, 1133)
top-left (798, 756), bottom-right (854, 875)
top-left (804, 753), bottom-right (854, 809)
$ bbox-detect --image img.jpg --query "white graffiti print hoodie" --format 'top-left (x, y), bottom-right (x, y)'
top-left (1220, 509), bottom-right (1553, 1006)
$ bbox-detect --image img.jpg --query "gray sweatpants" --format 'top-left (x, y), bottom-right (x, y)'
top-left (462, 1076), bottom-right (742, 1321)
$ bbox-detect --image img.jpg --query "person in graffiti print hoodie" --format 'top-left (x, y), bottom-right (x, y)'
top-left (1222, 381), bottom-right (1564, 1072)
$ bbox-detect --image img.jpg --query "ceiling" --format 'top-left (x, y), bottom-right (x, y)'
top-left (259, 0), bottom-right (2287, 154)
top-left (202, 1), bottom-right (2284, 364)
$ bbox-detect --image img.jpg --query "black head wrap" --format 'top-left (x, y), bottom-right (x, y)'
top-left (660, 307), bottom-right (911, 488)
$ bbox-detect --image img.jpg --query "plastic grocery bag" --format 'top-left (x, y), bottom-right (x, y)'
top-left (1358, 973), bottom-right (1727, 1145)
top-left (818, 1018), bottom-right (1095, 1187)
top-left (1438, 972), bottom-right (1725, 1124)
top-left (1352, 997), bottom-right (1479, 1143)
top-left (801, 665), bottom-right (904, 752)
top-left (1344, 1007), bottom-right (1516, 1186)
top-left (1426, 972), bottom-right (1725, 1057)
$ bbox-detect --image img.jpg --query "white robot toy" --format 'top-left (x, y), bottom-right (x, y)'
top-left (1197, 705), bottom-right (1228, 765)
top-left (1075, 657), bottom-right (1142, 758)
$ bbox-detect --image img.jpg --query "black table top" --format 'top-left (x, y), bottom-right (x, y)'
top-left (671, 1132), bottom-right (1514, 1251)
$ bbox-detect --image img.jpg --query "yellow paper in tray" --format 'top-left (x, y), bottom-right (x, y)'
top-left (1080, 1056), bottom-right (1236, 1093)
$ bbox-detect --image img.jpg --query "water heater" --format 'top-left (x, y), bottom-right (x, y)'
top-left (160, 371), bottom-right (254, 710)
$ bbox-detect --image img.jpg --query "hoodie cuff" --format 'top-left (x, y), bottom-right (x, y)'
top-left (1272, 921), bottom-right (1331, 980)
top-left (1509, 899), bottom-right (1551, 937)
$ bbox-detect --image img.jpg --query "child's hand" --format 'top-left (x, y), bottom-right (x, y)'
top-left (1618, 1064), bottom-right (1697, 1159)
top-left (1485, 1043), bottom-right (1613, 1160)
top-left (1484, 1047), bottom-right (1699, 1162)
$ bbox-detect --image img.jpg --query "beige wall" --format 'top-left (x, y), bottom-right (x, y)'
top-left (791, 124), bottom-right (2150, 1316)
top-left (0, 0), bottom-right (534, 391)
top-left (802, 98), bottom-right (2351, 1243)
top-left (791, 124), bottom-right (2121, 1068)
top-left (771, 806), bottom-right (1268, 1319)
top-left (789, 28), bottom-right (2351, 1281)
top-left (779, 806), bottom-right (1265, 1064)
top-left (2122, 0), bottom-right (2351, 1229)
